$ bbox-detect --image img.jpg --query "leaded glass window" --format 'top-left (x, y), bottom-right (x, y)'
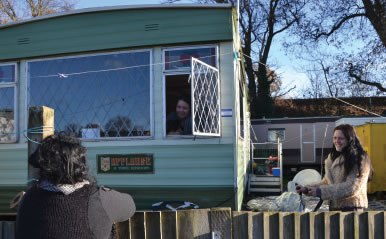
top-left (0, 64), bottom-right (17, 143)
top-left (28, 51), bottom-right (151, 139)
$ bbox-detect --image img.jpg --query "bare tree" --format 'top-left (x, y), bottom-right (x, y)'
top-left (0, 0), bottom-right (75, 24)
top-left (165, 0), bottom-right (306, 118)
top-left (290, 0), bottom-right (386, 96)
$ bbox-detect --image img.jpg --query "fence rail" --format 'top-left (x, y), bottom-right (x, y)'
top-left (1, 208), bottom-right (385, 239)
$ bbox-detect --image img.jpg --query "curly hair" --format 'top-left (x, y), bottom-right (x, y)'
top-left (330, 124), bottom-right (372, 179)
top-left (29, 134), bottom-right (92, 184)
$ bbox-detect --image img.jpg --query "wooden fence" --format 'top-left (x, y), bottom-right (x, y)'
top-left (1, 208), bottom-right (385, 239)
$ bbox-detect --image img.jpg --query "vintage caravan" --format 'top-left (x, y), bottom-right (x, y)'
top-left (251, 116), bottom-right (386, 179)
top-left (0, 4), bottom-right (250, 211)
top-left (251, 117), bottom-right (338, 175)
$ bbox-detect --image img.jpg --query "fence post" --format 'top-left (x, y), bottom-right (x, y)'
top-left (340, 212), bottom-right (354, 239)
top-left (177, 209), bottom-right (211, 238)
top-left (249, 212), bottom-right (264, 239)
top-left (209, 208), bottom-right (232, 239)
top-left (145, 211), bottom-right (161, 239)
top-left (373, 211), bottom-right (385, 239)
top-left (161, 211), bottom-right (176, 239)
top-left (309, 212), bottom-right (324, 239)
top-left (232, 211), bottom-right (248, 239)
top-left (263, 212), bottom-right (279, 239)
top-left (130, 212), bottom-right (145, 239)
top-left (297, 212), bottom-right (310, 239)
top-left (27, 106), bottom-right (54, 182)
top-left (280, 212), bottom-right (295, 239)
top-left (116, 220), bottom-right (130, 239)
top-left (324, 211), bottom-right (340, 239)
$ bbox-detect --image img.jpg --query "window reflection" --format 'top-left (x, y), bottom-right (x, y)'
top-left (0, 64), bottom-right (15, 83)
top-left (0, 64), bottom-right (16, 143)
top-left (28, 51), bottom-right (151, 138)
top-left (164, 47), bottom-right (216, 71)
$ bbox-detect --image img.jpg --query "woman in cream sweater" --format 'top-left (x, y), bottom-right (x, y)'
top-left (296, 124), bottom-right (373, 211)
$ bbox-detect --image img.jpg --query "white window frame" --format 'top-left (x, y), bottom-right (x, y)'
top-left (162, 45), bottom-right (219, 137)
top-left (26, 49), bottom-right (153, 140)
top-left (191, 57), bottom-right (221, 137)
top-left (237, 61), bottom-right (245, 139)
top-left (0, 62), bottom-right (18, 143)
top-left (163, 44), bottom-right (218, 73)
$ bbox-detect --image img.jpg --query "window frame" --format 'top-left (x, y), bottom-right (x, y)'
top-left (162, 45), bottom-right (219, 138)
top-left (0, 62), bottom-right (18, 143)
top-left (191, 57), bottom-right (221, 137)
top-left (26, 49), bottom-right (153, 140)
top-left (162, 44), bottom-right (218, 73)
top-left (237, 61), bottom-right (245, 140)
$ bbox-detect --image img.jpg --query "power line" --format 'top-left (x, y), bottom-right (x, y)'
top-left (30, 51), bottom-right (235, 79)
top-left (332, 97), bottom-right (385, 118)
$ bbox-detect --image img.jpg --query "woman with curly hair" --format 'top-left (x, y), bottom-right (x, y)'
top-left (16, 134), bottom-right (135, 239)
top-left (296, 124), bottom-right (373, 212)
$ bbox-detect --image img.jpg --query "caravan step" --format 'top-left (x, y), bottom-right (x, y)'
top-left (248, 188), bottom-right (281, 193)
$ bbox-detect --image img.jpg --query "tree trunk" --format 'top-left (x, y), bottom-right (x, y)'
top-left (362, 0), bottom-right (386, 48)
top-left (256, 63), bottom-right (273, 117)
top-left (243, 46), bottom-right (258, 119)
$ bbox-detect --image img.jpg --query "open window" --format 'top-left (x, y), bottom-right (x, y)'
top-left (191, 58), bottom-right (220, 136)
top-left (0, 63), bottom-right (17, 143)
top-left (163, 45), bottom-right (219, 137)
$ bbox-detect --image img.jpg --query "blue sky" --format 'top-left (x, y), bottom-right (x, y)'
top-left (75, 0), bottom-right (309, 97)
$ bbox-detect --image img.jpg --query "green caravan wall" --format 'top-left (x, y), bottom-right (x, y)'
top-left (0, 186), bottom-right (26, 213)
top-left (0, 185), bottom-right (234, 213)
top-left (87, 144), bottom-right (234, 186)
top-left (90, 143), bottom-right (235, 210)
top-left (0, 7), bottom-right (233, 61)
top-left (111, 186), bottom-right (234, 211)
top-left (0, 146), bottom-right (27, 185)
top-left (236, 139), bottom-right (248, 210)
top-left (0, 143), bottom-right (235, 212)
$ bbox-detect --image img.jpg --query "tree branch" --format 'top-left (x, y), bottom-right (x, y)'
top-left (314, 13), bottom-right (366, 39)
top-left (348, 63), bottom-right (386, 92)
top-left (273, 85), bottom-right (296, 99)
top-left (273, 17), bottom-right (298, 36)
top-left (0, 0), bottom-right (18, 21)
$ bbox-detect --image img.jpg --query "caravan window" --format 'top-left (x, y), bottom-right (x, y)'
top-left (267, 128), bottom-right (285, 142)
top-left (28, 50), bottom-right (152, 139)
top-left (163, 46), bottom-right (220, 137)
top-left (0, 63), bottom-right (17, 143)
top-left (164, 47), bottom-right (216, 71)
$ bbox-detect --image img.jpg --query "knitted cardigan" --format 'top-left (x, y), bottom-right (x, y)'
top-left (16, 184), bottom-right (95, 239)
top-left (16, 184), bottom-right (135, 239)
top-left (307, 154), bottom-right (371, 210)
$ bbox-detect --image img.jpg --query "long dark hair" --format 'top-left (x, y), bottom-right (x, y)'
top-left (330, 124), bottom-right (372, 179)
top-left (29, 133), bottom-right (93, 184)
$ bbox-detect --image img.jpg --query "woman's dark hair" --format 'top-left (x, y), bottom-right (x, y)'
top-left (330, 124), bottom-right (372, 179)
top-left (176, 95), bottom-right (191, 108)
top-left (29, 134), bottom-right (92, 184)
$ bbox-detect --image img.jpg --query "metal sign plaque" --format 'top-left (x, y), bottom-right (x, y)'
top-left (97, 154), bottom-right (154, 174)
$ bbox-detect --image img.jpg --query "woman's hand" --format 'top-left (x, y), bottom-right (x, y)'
top-left (296, 184), bottom-right (320, 197)
top-left (295, 184), bottom-right (309, 194)
top-left (306, 186), bottom-right (317, 196)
